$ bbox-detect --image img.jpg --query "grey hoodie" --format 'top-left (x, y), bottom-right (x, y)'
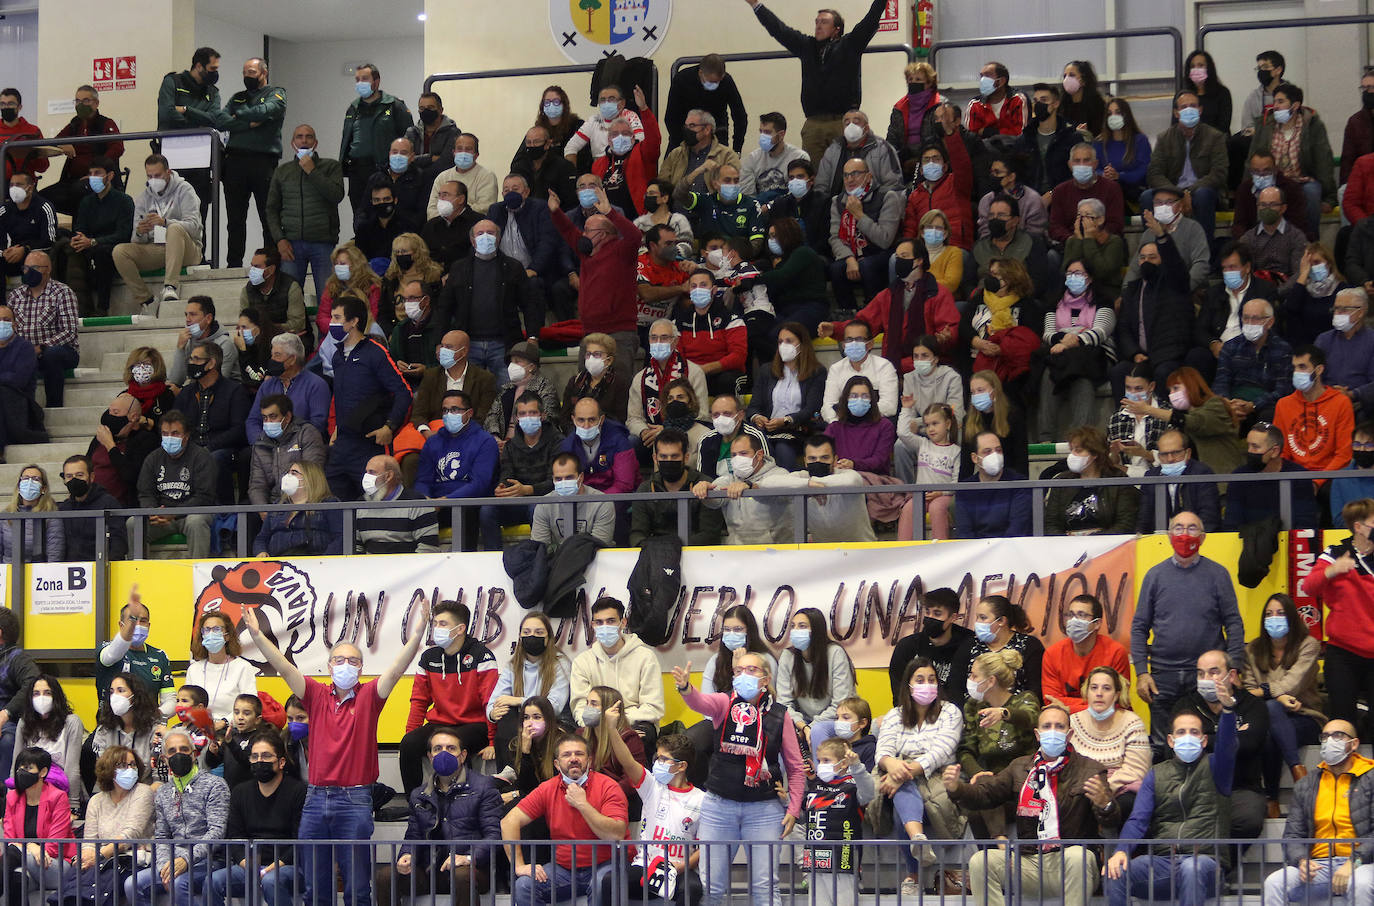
top-left (703, 457), bottom-right (796, 544)
top-left (130, 170), bottom-right (204, 246)
top-left (169, 319), bottom-right (239, 386)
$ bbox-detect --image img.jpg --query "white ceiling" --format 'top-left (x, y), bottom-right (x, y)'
top-left (196, 0), bottom-right (425, 43)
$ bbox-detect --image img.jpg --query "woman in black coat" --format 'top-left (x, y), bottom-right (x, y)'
top-left (1109, 230), bottom-right (1197, 401)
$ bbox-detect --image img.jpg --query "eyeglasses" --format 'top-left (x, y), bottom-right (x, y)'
top-left (247, 754), bottom-right (279, 763)
top-left (1157, 448), bottom-right (1188, 462)
top-left (1256, 202), bottom-right (1284, 210)
top-left (733, 666), bottom-right (766, 677)
top-left (1170, 525), bottom-right (1204, 537)
top-left (440, 406), bottom-right (471, 415)
top-left (328, 656), bottom-right (362, 667)
top-left (1320, 731), bottom-right (1353, 742)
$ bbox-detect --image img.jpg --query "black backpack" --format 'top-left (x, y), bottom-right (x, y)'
top-left (627, 534), bottom-right (682, 646)
top-left (591, 53), bottom-right (658, 113)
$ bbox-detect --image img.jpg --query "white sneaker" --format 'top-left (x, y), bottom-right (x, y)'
top-left (899, 878), bottom-right (920, 898)
top-left (162, 284), bottom-right (179, 303)
top-left (910, 832), bottom-right (931, 865)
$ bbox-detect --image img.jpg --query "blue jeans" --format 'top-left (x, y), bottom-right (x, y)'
top-left (469, 339), bottom-right (508, 377)
top-left (125, 860), bottom-right (211, 906)
top-left (1105, 854), bottom-right (1219, 906)
top-left (696, 792), bottom-right (785, 906)
top-left (1263, 857), bottom-right (1374, 906)
top-left (513, 861), bottom-right (599, 906)
top-left (891, 780), bottom-right (927, 873)
top-left (479, 502), bottom-right (535, 550)
top-left (1145, 667), bottom-right (1195, 758)
top-left (1262, 699), bottom-right (1321, 800)
top-left (299, 784), bottom-right (374, 906)
top-left (285, 240), bottom-right (335, 302)
top-left (210, 863), bottom-right (302, 906)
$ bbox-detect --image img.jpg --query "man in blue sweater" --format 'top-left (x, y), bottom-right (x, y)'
top-left (954, 431), bottom-right (1032, 539)
top-left (415, 388), bottom-right (499, 503)
top-left (1131, 510), bottom-right (1245, 756)
top-left (327, 294), bottom-right (413, 500)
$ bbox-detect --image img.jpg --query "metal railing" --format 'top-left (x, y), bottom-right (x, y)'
top-left (1198, 13), bottom-right (1374, 51)
top-left (0, 835), bottom-right (1355, 906)
top-left (668, 44), bottom-right (919, 83)
top-left (0, 127), bottom-right (223, 267)
top-left (929, 27), bottom-right (1185, 82)
top-left (424, 65), bottom-right (660, 115)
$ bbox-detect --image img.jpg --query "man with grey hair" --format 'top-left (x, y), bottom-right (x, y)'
top-left (1316, 286), bottom-right (1374, 414)
top-left (1213, 297), bottom-right (1293, 423)
top-left (627, 318), bottom-right (710, 446)
top-left (486, 171), bottom-right (559, 329)
top-left (243, 600), bottom-right (429, 906)
top-left (813, 108), bottom-right (901, 196)
top-left (662, 108), bottom-right (741, 191)
top-left (1048, 141), bottom-right (1124, 243)
top-left (244, 330), bottom-right (331, 442)
top-left (355, 453), bottom-right (439, 553)
top-left (124, 726), bottom-right (230, 905)
top-left (1064, 196), bottom-right (1124, 298)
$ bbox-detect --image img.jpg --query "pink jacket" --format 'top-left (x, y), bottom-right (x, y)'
top-left (5, 778), bottom-right (76, 859)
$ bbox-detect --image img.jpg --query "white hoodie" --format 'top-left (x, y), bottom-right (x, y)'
top-left (570, 630), bottom-right (665, 726)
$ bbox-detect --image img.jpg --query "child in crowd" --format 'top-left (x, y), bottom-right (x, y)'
top-left (282, 694), bottom-right (309, 781)
top-left (897, 403), bottom-right (961, 540)
top-left (150, 683), bottom-right (214, 782)
top-left (809, 696), bottom-right (878, 775)
top-left (804, 738), bottom-right (875, 906)
top-left (207, 693), bottom-right (263, 787)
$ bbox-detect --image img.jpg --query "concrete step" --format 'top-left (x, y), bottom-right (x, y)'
top-left (45, 406), bottom-right (107, 429)
top-left (108, 267), bottom-right (249, 318)
top-left (40, 383), bottom-right (127, 409)
top-left (78, 328), bottom-right (183, 369)
top-left (4, 440), bottom-right (88, 464)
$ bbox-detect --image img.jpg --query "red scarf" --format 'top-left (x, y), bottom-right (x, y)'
top-left (640, 352), bottom-right (687, 425)
top-left (837, 189), bottom-right (871, 257)
top-left (720, 692), bottom-right (773, 788)
top-left (127, 380), bottom-right (166, 408)
top-left (1016, 749), bottom-right (1068, 846)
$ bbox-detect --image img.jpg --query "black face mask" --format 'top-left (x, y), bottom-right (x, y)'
top-left (922, 616), bottom-right (948, 637)
top-left (644, 193), bottom-right (662, 210)
top-left (805, 461), bottom-right (833, 478)
top-left (522, 636), bottom-right (547, 657)
top-left (167, 753), bottom-right (194, 778)
top-left (186, 362), bottom-right (207, 381)
top-left (1246, 452), bottom-right (1267, 470)
top-left (263, 358), bottom-right (286, 377)
top-left (12, 771), bottom-right (38, 791)
top-left (1355, 450), bottom-right (1374, 469)
top-left (577, 236), bottom-right (595, 256)
top-left (1258, 69), bottom-right (1273, 88)
top-left (1139, 261), bottom-right (1161, 282)
top-left (987, 219), bottom-right (1008, 239)
top-left (203, 69), bottom-right (220, 86)
top-left (65, 478), bottom-right (89, 500)
top-left (1032, 101), bottom-right (1050, 120)
top-left (374, 202), bottom-right (396, 219)
top-left (664, 400), bottom-right (691, 421)
top-left (243, 76), bottom-right (260, 92)
top-left (0, 109), bottom-right (17, 124)
top-left (1364, 93), bottom-right (1374, 111)
top-left (894, 257), bottom-right (916, 279)
top-left (395, 253), bottom-right (414, 271)
top-left (100, 412), bottom-right (128, 434)
top-left (419, 108), bottom-right (440, 125)
top-left (249, 761), bottom-right (278, 784)
top-left (657, 459), bottom-right (686, 483)
top-left (983, 274), bottom-right (1002, 294)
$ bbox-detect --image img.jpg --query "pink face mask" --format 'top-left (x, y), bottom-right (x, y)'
top-left (910, 683), bottom-right (939, 705)
top-left (526, 719), bottom-right (546, 739)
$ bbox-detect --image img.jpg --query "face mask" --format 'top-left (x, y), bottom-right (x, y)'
top-left (576, 423), bottom-right (600, 442)
top-left (1365, 93), bottom-right (1374, 111)
top-left (395, 253), bottom-right (415, 272)
top-left (161, 435), bottom-right (183, 456)
top-left (1172, 735), bottom-right (1204, 763)
top-left (1168, 388), bottom-right (1191, 410)
top-left (1264, 615), bottom-right (1289, 639)
top-left (1062, 75), bottom-right (1082, 94)
top-left (1310, 262), bottom-right (1330, 283)
top-left (443, 412), bottom-right (467, 433)
top-left (843, 340), bottom-right (867, 362)
top-left (1355, 450), bottom-right (1374, 469)
top-left (979, 452), bottom-right (1004, 477)
top-left (333, 263), bottom-right (351, 282)
top-left (354, 80), bottom-right (374, 99)
top-left (805, 461), bottom-right (833, 478)
top-left (1222, 271), bottom-right (1245, 291)
top-left (1032, 101), bottom-right (1050, 120)
top-left (438, 347), bottom-right (458, 369)
top-left (432, 626), bottom-right (454, 649)
top-left (846, 182), bottom-right (867, 198)
top-left (30, 694), bottom-right (52, 716)
top-left (657, 459), bottom-right (686, 483)
top-left (294, 146), bottom-right (314, 161)
top-left (1258, 207), bottom-right (1281, 226)
top-left (1322, 737), bottom-right (1352, 766)
top-left (417, 107), bottom-right (440, 125)
top-left (832, 720), bottom-right (855, 740)
top-left (1039, 729), bottom-right (1068, 759)
top-left (787, 177), bottom-right (808, 199)
top-left (1292, 370), bottom-right (1314, 391)
top-left (473, 232), bottom-right (498, 256)
top-left (609, 134), bottom-right (633, 156)
top-left (789, 628), bottom-right (811, 650)
top-left (719, 183), bottom-right (742, 202)
top-left (690, 287), bottom-right (713, 309)
top-left (250, 761), bottom-right (278, 784)
top-left (1178, 107), bottom-right (1201, 128)
top-left (1252, 173), bottom-right (1275, 191)
top-left (241, 327), bottom-right (257, 347)
top-left (147, 177), bottom-right (167, 194)
top-left (435, 198), bottom-right (457, 219)
top-left (1152, 204), bottom-right (1176, 225)
top-left (987, 218), bottom-right (1009, 239)
top-left (1242, 323), bottom-right (1265, 343)
top-left (526, 720), bottom-right (547, 739)
top-left (594, 625), bottom-right (621, 648)
top-left (247, 266), bottom-right (267, 287)
top-left (1072, 164), bottom-right (1094, 184)
top-left (599, 101), bottom-right (620, 121)
top-left (922, 162), bottom-right (944, 183)
top-left (712, 414), bottom-right (737, 436)
top-left (21, 267), bottom-right (42, 288)
top-left (732, 673), bottom-right (760, 699)
top-left (581, 707), bottom-right (602, 728)
top-left (1160, 459), bottom-right (1188, 478)
top-left (64, 478), bottom-right (89, 500)
top-left (816, 763), bottom-right (838, 783)
top-left (649, 341), bottom-right (673, 363)
top-left (114, 766), bottom-right (139, 790)
top-left (731, 453), bottom-right (755, 479)
top-left (502, 191), bottom-right (526, 213)
top-left (453, 151), bottom-right (475, 170)
top-left (361, 472), bottom-right (382, 497)
top-left (1066, 452), bottom-right (1091, 474)
top-left (1171, 533), bottom-right (1203, 559)
top-left (846, 397), bottom-right (871, 418)
top-left (287, 720), bottom-right (309, 741)
top-left (13, 771), bottom-right (39, 792)
top-left (1107, 114), bottom-right (1125, 131)
top-left (1334, 313), bottom-right (1354, 332)
top-left (971, 391), bottom-right (993, 413)
top-left (757, 132), bottom-right (775, 153)
top-left (979, 75), bottom-right (996, 97)
top-left (1274, 107), bottom-right (1293, 125)
top-left (389, 154), bottom-right (409, 173)
top-left (652, 762), bottom-right (675, 784)
top-left (843, 123), bottom-right (864, 144)
top-left (543, 101), bottom-right (564, 118)
top-left (1089, 704), bottom-right (1115, 722)
top-left (974, 621), bottom-right (997, 643)
top-left (17, 478), bottom-right (40, 502)
top-left (910, 683), bottom-right (939, 705)
top-left (1125, 390), bottom-right (1148, 402)
top-left (721, 630), bottom-right (747, 651)
top-left (186, 361), bottom-right (209, 382)
top-left (1246, 451), bottom-right (1267, 470)
top-left (577, 188), bottom-right (599, 209)
top-left (201, 632), bottom-right (226, 654)
top-left (912, 227), bottom-right (943, 251)
top-left (332, 663), bottom-right (360, 690)
top-left (109, 693), bottom-right (132, 717)
top-left (1064, 617), bottom-right (1096, 643)
top-left (88, 175), bottom-right (105, 194)
top-left (967, 677), bottom-right (988, 702)
top-left (373, 202), bottom-right (396, 219)
top-left (167, 753), bottom-right (194, 777)
top-left (518, 415), bottom-right (542, 436)
top-left (760, 238), bottom-right (784, 262)
top-left (263, 418), bottom-right (289, 441)
top-left (1064, 272), bottom-right (1089, 296)
top-left (517, 636), bottom-right (548, 659)
top-left (404, 299), bottom-right (424, 321)
top-left (330, 324), bottom-right (350, 342)
top-left (6, 185), bottom-right (26, 205)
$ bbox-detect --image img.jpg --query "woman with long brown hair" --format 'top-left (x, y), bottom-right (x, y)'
top-left (487, 613), bottom-right (571, 771)
top-left (1044, 424), bottom-right (1139, 535)
top-left (777, 607), bottom-right (857, 734)
top-left (579, 686), bottom-right (647, 798)
top-left (746, 321), bottom-right (825, 471)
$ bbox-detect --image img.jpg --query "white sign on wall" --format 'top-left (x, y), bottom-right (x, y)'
top-left (30, 562), bottom-right (94, 615)
top-left (549, 0), bottom-right (672, 64)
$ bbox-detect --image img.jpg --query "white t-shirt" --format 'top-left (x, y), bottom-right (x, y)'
top-left (632, 766), bottom-right (705, 867)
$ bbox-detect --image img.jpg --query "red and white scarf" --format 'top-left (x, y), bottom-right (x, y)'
top-left (641, 351), bottom-right (688, 425)
top-left (1016, 750), bottom-right (1068, 845)
top-left (720, 692), bottom-right (773, 788)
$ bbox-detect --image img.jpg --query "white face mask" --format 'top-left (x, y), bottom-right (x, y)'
top-left (843, 122), bottom-right (864, 144)
top-left (584, 355), bottom-right (606, 377)
top-left (777, 342), bottom-right (799, 362)
top-left (1153, 204), bottom-right (1177, 225)
top-left (1065, 452), bottom-right (1092, 474)
top-left (280, 473), bottom-right (301, 496)
top-left (979, 452), bottom-right (1004, 477)
top-left (713, 414), bottom-right (738, 436)
top-left (731, 454), bottom-right (756, 480)
top-left (31, 694), bottom-right (52, 716)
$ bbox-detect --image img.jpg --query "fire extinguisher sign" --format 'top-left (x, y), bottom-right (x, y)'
top-left (878, 0), bottom-right (899, 32)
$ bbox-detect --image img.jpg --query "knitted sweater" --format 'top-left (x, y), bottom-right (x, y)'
top-left (82, 785), bottom-right (156, 858)
top-left (1067, 709), bottom-right (1151, 792)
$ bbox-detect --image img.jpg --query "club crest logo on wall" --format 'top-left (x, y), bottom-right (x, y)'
top-left (550, 0), bottom-right (672, 63)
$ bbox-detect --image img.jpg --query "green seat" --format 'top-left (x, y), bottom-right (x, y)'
top-left (149, 533), bottom-right (187, 546)
top-left (137, 267), bottom-right (191, 279)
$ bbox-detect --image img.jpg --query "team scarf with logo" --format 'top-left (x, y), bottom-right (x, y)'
top-left (1016, 749), bottom-right (1069, 844)
top-left (720, 691), bottom-right (773, 788)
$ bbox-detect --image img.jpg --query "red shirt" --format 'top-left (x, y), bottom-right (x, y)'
top-left (302, 677), bottom-right (384, 787)
top-left (518, 770), bottom-right (628, 868)
top-left (1040, 635), bottom-right (1131, 712)
top-left (553, 207), bottom-right (641, 334)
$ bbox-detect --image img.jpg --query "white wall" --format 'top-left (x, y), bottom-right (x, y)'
top-left (0, 11), bottom-right (38, 124)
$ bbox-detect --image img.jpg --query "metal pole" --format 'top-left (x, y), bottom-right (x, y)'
top-left (1198, 14), bottom-right (1374, 50)
top-left (929, 27), bottom-right (1183, 79)
top-left (94, 512), bottom-right (108, 650)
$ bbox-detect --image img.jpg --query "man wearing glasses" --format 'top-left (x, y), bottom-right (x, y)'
top-left (413, 389), bottom-right (498, 551)
top-left (1131, 510), bottom-right (1245, 757)
top-left (242, 601), bottom-right (428, 906)
top-left (1135, 428), bottom-right (1221, 534)
top-left (1261, 719), bottom-right (1374, 906)
top-left (96, 589), bottom-right (176, 715)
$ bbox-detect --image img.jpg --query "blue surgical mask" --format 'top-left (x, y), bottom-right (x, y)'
top-left (328, 324), bottom-right (347, 342)
top-left (114, 767), bottom-right (139, 790)
top-left (443, 412), bottom-right (466, 433)
top-left (971, 391), bottom-right (993, 413)
top-left (1071, 164), bottom-right (1094, 184)
top-left (432, 626), bottom-right (454, 648)
top-left (598, 101), bottom-right (620, 121)
top-left (263, 420), bottom-right (284, 439)
top-left (1222, 270), bottom-right (1244, 290)
top-left (789, 628), bottom-right (811, 651)
top-left (131, 625), bottom-right (149, 645)
top-left (355, 81), bottom-right (373, 99)
top-left (758, 133), bottom-right (774, 152)
top-left (731, 672), bottom-right (760, 700)
top-left (201, 632), bottom-right (226, 654)
top-left (576, 423), bottom-right (600, 442)
top-left (161, 435), bottom-right (183, 456)
top-left (719, 183), bottom-right (742, 202)
top-left (843, 340), bottom-right (866, 362)
top-left (702, 80), bottom-right (720, 92)
top-left (247, 266), bottom-right (266, 286)
top-left (332, 662), bottom-right (360, 690)
top-left (333, 263), bottom-right (351, 282)
top-left (1088, 705), bottom-right (1115, 722)
top-left (847, 397), bottom-right (871, 417)
top-left (1125, 390), bottom-right (1149, 402)
top-left (1252, 173), bottom-right (1275, 191)
top-left (242, 328), bottom-right (255, 346)
top-left (833, 720), bottom-right (854, 738)
top-left (553, 477), bottom-right (579, 496)
top-left (1172, 735), bottom-right (1204, 763)
top-left (610, 134), bottom-right (633, 156)
top-left (389, 154), bottom-right (409, 173)
top-left (543, 101), bottom-right (564, 119)
top-left (1178, 106), bottom-right (1201, 128)
top-left (816, 763), bottom-right (838, 782)
top-left (690, 287), bottom-right (712, 309)
top-left (473, 233), bottom-right (497, 257)
top-left (979, 75), bottom-right (996, 96)
top-left (1160, 460), bottom-right (1187, 477)
top-left (921, 162), bottom-right (944, 183)
top-left (1264, 615), bottom-right (1289, 638)
top-left (1273, 107), bottom-right (1293, 125)
top-left (594, 625), bottom-right (621, 648)
top-left (1292, 370), bottom-right (1314, 391)
top-left (767, 237), bottom-right (783, 256)
top-left (650, 341), bottom-right (672, 362)
top-left (188, 322), bottom-right (203, 339)
top-left (453, 152), bottom-right (475, 170)
top-left (0, 321), bottom-right (12, 342)
top-left (295, 147), bottom-right (312, 161)
top-left (846, 184), bottom-right (867, 197)
top-left (1310, 263), bottom-right (1330, 283)
top-left (577, 188), bottom-right (598, 208)
top-left (17, 478), bottom-right (40, 502)
top-left (787, 178), bottom-right (808, 199)
top-left (651, 761), bottom-right (675, 784)
top-left (922, 228), bottom-right (945, 248)
top-left (88, 175), bottom-right (105, 194)
top-left (1039, 729), bottom-right (1068, 759)
top-left (974, 621), bottom-right (996, 644)
top-left (721, 630), bottom-right (747, 651)
top-left (518, 416), bottom-right (543, 435)
top-left (438, 347), bottom-right (458, 369)
top-left (1064, 273), bottom-right (1089, 296)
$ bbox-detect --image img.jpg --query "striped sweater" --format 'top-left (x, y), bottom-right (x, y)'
top-left (355, 486), bottom-right (439, 554)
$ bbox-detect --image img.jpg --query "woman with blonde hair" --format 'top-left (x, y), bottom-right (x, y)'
top-left (1283, 242), bottom-right (1350, 346)
top-left (887, 62), bottom-right (944, 163)
top-left (956, 647), bottom-right (1039, 836)
top-left (1067, 665), bottom-right (1149, 815)
top-left (379, 233), bottom-right (443, 333)
top-left (917, 210), bottom-right (964, 293)
top-left (964, 257), bottom-right (1042, 390)
top-left (961, 370), bottom-right (1028, 477)
top-left (487, 613), bottom-right (571, 771)
top-left (251, 461), bottom-right (342, 556)
top-left (580, 686), bottom-right (647, 793)
top-left (316, 243), bottom-right (383, 339)
top-left (0, 465), bottom-right (61, 561)
top-left (559, 332), bottom-right (630, 427)
top-left (122, 347), bottom-right (175, 425)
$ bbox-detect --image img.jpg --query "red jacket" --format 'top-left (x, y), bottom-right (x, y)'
top-left (1345, 152), bottom-right (1374, 225)
top-left (1342, 107), bottom-right (1374, 185)
top-left (1274, 386), bottom-right (1355, 480)
top-left (964, 92), bottom-right (1028, 137)
top-left (1305, 539), bottom-right (1374, 657)
top-left (0, 117), bottom-right (48, 181)
top-left (54, 113), bottom-right (124, 182)
top-left (675, 300), bottom-right (748, 373)
top-left (553, 206), bottom-right (641, 334)
top-left (406, 637), bottom-right (499, 743)
top-left (832, 275), bottom-right (959, 374)
top-left (4, 779), bottom-right (75, 859)
top-left (592, 107), bottom-right (661, 217)
top-left (900, 131), bottom-right (973, 249)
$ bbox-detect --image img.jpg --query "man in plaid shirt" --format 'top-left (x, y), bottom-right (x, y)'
top-left (7, 249), bottom-right (78, 407)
